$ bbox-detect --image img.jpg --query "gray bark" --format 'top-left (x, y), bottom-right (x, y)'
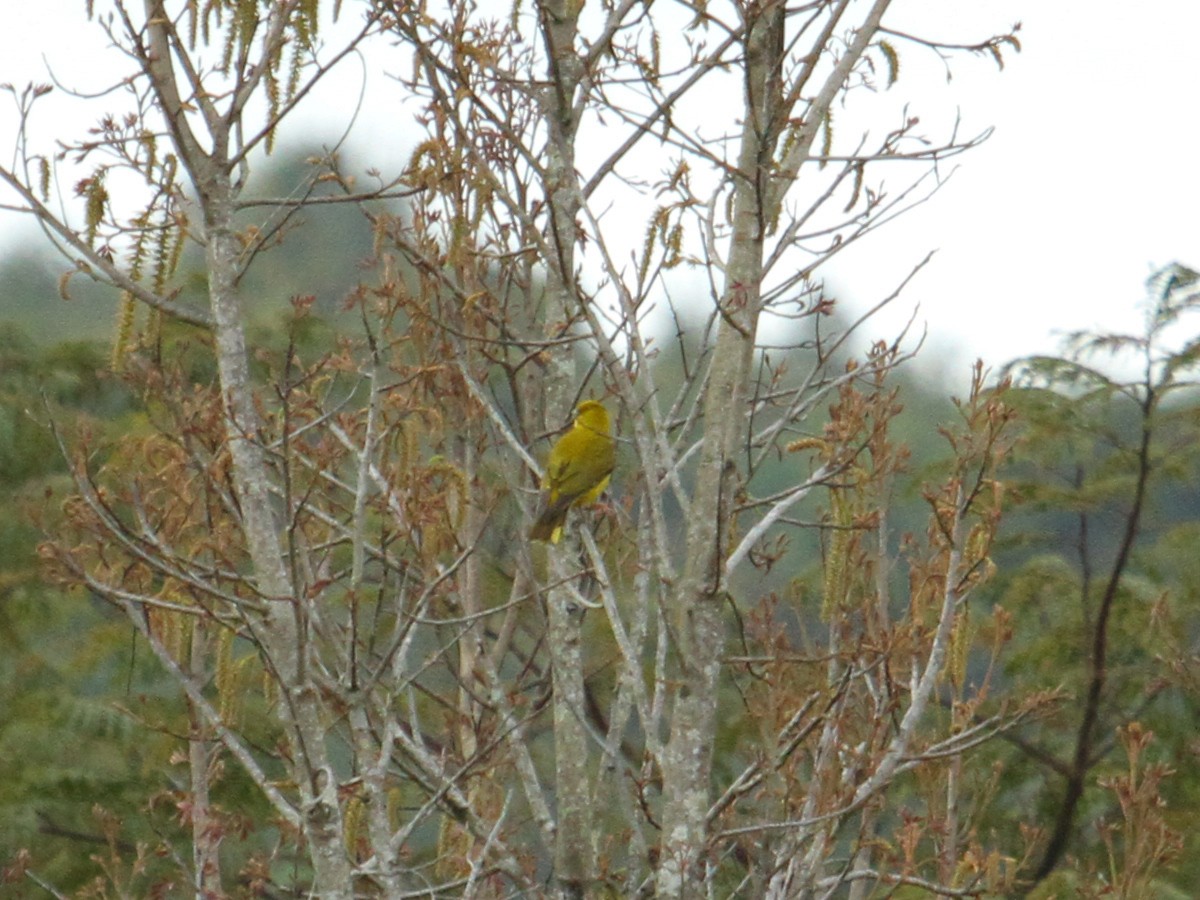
top-left (656, 2), bottom-right (895, 892)
top-left (655, 4), bottom-right (784, 891)
top-left (141, 3), bottom-right (354, 893)
top-left (539, 0), bottom-right (594, 894)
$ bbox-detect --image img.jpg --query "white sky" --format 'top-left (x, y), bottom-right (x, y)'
top-left (1, 1), bottom-right (1197, 372)
top-left (848, 1), bottom-right (1200, 372)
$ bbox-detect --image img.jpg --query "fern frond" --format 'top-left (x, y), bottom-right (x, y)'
top-left (289, 39), bottom-right (305, 106)
top-left (38, 157), bottom-right (50, 202)
top-left (844, 161), bottom-right (864, 213)
top-left (185, 0), bottom-right (199, 48)
top-left (664, 222), bottom-right (684, 269)
top-left (216, 626), bottom-right (240, 725)
top-left (878, 40), bottom-right (900, 87)
top-left (111, 291), bottom-right (137, 371)
top-left (821, 490), bottom-right (852, 620)
top-left (58, 269), bottom-right (77, 302)
top-left (83, 173), bottom-right (108, 247)
top-left (819, 107), bottom-right (834, 170)
top-left (219, 7), bottom-right (237, 74)
top-left (639, 208), bottom-right (670, 286)
top-left (301, 0), bottom-right (320, 42)
top-left (947, 606), bottom-right (972, 692)
top-left (264, 68), bottom-right (281, 153)
top-left (344, 795), bottom-right (366, 855)
top-left (236, 0), bottom-right (258, 51)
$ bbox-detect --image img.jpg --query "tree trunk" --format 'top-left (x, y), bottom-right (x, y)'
top-left (539, 0), bottom-right (593, 893)
top-left (203, 159), bottom-right (354, 900)
top-left (655, 4), bottom-right (781, 891)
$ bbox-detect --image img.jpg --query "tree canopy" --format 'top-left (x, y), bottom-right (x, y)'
top-left (1, 2), bottom-right (1196, 898)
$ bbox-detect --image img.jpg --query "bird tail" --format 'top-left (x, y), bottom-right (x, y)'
top-left (529, 498), bottom-right (572, 543)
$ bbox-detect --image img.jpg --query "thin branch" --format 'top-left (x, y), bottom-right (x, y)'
top-left (0, 165), bottom-right (212, 327)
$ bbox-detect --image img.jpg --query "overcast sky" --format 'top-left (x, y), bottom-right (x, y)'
top-left (2, 1), bottom-right (1197, 372)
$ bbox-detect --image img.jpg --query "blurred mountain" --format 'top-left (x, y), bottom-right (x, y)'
top-left (0, 147), bottom-right (384, 346)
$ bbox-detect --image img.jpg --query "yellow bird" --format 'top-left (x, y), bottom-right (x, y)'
top-left (529, 400), bottom-right (615, 543)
